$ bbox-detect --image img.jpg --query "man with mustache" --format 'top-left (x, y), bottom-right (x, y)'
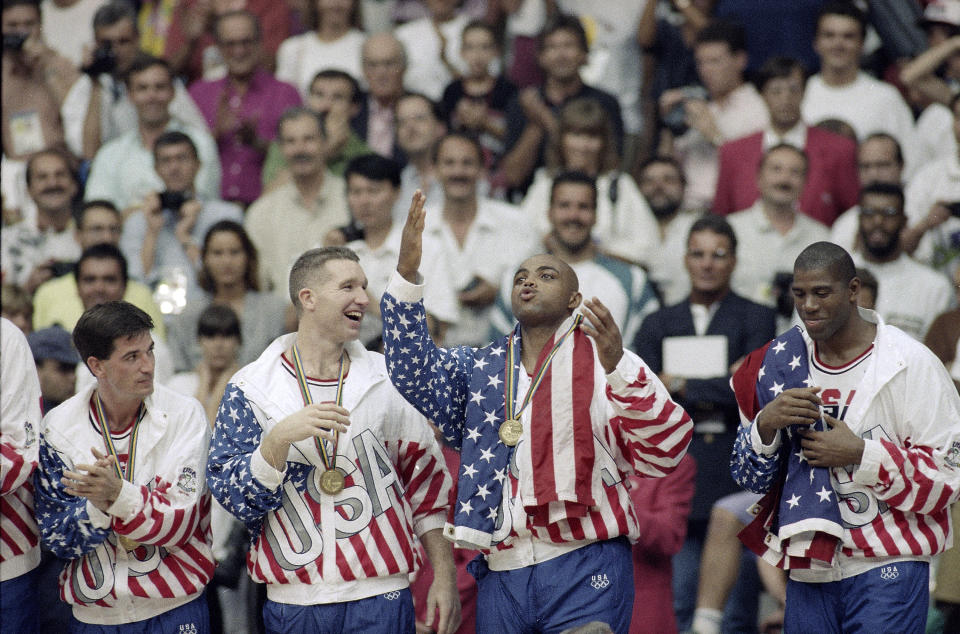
top-left (727, 144), bottom-right (829, 317)
top-left (1, 148), bottom-right (82, 293)
top-left (490, 171), bottom-right (659, 348)
top-left (245, 107), bottom-right (350, 295)
top-left (852, 182), bottom-right (952, 341)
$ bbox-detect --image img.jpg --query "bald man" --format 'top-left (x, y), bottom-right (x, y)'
top-left (379, 192), bottom-right (693, 633)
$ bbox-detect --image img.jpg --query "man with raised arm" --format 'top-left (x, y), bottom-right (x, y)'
top-left (206, 246), bottom-right (459, 634)
top-left (380, 192), bottom-right (693, 633)
top-left (33, 301), bottom-right (213, 631)
top-left (730, 241), bottom-right (960, 632)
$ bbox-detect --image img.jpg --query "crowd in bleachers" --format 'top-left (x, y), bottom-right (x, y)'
top-left (3, 0), bottom-right (960, 632)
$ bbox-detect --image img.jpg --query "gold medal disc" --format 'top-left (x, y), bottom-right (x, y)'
top-left (118, 535), bottom-right (139, 551)
top-left (498, 419), bottom-right (523, 446)
top-left (319, 468), bottom-right (346, 495)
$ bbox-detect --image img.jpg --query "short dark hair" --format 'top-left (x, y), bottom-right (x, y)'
top-left (760, 143), bottom-right (808, 173)
top-left (858, 181), bottom-right (905, 211)
top-left (859, 132), bottom-right (904, 167)
top-left (345, 154), bottom-right (401, 188)
top-left (756, 56), bottom-right (807, 91)
top-left (433, 131), bottom-right (484, 165)
top-left (688, 214), bottom-right (738, 255)
top-left (214, 9), bottom-right (261, 42)
top-left (153, 130), bottom-right (199, 160)
top-left (277, 106), bottom-right (324, 138)
top-left (311, 68), bottom-right (362, 104)
top-left (74, 243), bottom-right (128, 284)
top-left (25, 148), bottom-right (76, 188)
top-left (3, 0), bottom-right (39, 16)
top-left (397, 91), bottom-right (443, 121)
top-left (125, 54), bottom-right (172, 87)
top-left (855, 267), bottom-right (878, 302)
top-left (817, 1), bottom-right (867, 40)
top-left (288, 246), bottom-right (360, 313)
top-left (199, 221), bottom-right (260, 293)
top-left (463, 19), bottom-right (502, 48)
top-left (549, 170), bottom-right (597, 209)
top-left (539, 14), bottom-right (588, 53)
top-left (92, 0), bottom-right (137, 32)
top-left (794, 241), bottom-right (857, 284)
top-left (197, 304), bottom-right (242, 340)
top-left (73, 300), bottom-right (153, 364)
top-left (694, 19), bottom-right (747, 53)
top-left (638, 155), bottom-right (687, 186)
top-left (79, 199), bottom-right (121, 226)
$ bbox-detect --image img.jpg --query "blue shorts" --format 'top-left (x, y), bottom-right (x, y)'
top-left (68, 594), bottom-right (209, 634)
top-left (473, 537), bottom-right (634, 634)
top-left (1, 567), bottom-right (38, 634)
top-left (263, 588), bottom-right (415, 634)
top-left (784, 560), bottom-right (928, 634)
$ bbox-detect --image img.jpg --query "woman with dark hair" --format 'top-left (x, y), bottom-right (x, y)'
top-left (169, 220), bottom-right (287, 372)
top-left (519, 97), bottom-right (660, 266)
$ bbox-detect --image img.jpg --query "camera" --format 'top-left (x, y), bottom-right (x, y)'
top-left (159, 190), bottom-right (189, 212)
top-left (83, 42), bottom-right (116, 76)
top-left (2, 32), bottom-right (27, 52)
top-left (946, 201), bottom-right (960, 218)
top-left (48, 260), bottom-right (75, 278)
top-left (662, 85), bottom-right (708, 137)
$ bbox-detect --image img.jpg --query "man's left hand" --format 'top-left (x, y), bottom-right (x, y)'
top-left (62, 448), bottom-right (124, 512)
top-left (581, 297), bottom-right (623, 374)
top-left (423, 573), bottom-right (462, 634)
top-left (798, 413), bottom-right (865, 468)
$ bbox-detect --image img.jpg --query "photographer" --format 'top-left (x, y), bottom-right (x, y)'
top-left (119, 131), bottom-right (241, 303)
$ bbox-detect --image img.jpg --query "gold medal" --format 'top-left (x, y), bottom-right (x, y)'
top-left (498, 419), bottom-right (523, 446)
top-left (319, 468), bottom-right (345, 495)
top-left (117, 535), bottom-right (139, 551)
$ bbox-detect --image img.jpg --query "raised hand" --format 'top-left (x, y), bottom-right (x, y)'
top-left (580, 297), bottom-right (624, 374)
top-left (398, 190), bottom-right (427, 283)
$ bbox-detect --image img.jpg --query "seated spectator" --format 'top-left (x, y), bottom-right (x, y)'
top-left (168, 304), bottom-right (241, 425)
top-left (26, 325), bottom-right (79, 413)
top-left (499, 14), bottom-right (624, 194)
top-left (902, 93), bottom-right (960, 276)
top-left (395, 0), bottom-right (470, 102)
top-left (275, 0), bottom-right (364, 98)
top-left (439, 20), bottom-right (517, 168)
top-left (638, 156), bottom-right (702, 306)
top-left (60, 0), bottom-right (209, 160)
top-left (853, 182), bottom-right (952, 341)
top-left (634, 214), bottom-right (776, 632)
top-left (0, 149), bottom-right (81, 293)
top-left (262, 69), bottom-right (370, 186)
top-left (829, 132), bottom-right (906, 253)
top-left (119, 131), bottom-right (242, 302)
top-left (189, 10), bottom-right (301, 206)
top-left (164, 0), bottom-right (290, 84)
top-left (326, 154), bottom-right (458, 348)
top-left (245, 107), bottom-right (350, 294)
top-left (32, 214), bottom-right (166, 338)
top-left (712, 0), bottom-right (822, 73)
top-left (714, 56), bottom-right (859, 226)
top-left (660, 19), bottom-right (769, 211)
top-left (520, 97), bottom-right (660, 267)
top-left (801, 1), bottom-right (920, 176)
top-left (727, 144), bottom-right (829, 312)
top-left (1, 283), bottom-right (33, 334)
top-left (626, 454), bottom-right (696, 634)
top-left (424, 132), bottom-right (536, 346)
top-left (168, 220), bottom-right (287, 373)
top-left (83, 55), bottom-right (221, 211)
top-left (493, 170), bottom-right (660, 346)
top-left (354, 32), bottom-right (407, 160)
top-left (393, 92), bottom-right (448, 221)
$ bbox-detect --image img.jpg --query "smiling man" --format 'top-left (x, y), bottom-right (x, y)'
top-left (380, 192), bottom-right (692, 632)
top-left (206, 246), bottom-right (459, 634)
top-left (729, 241), bottom-right (960, 633)
top-left (33, 301), bottom-right (214, 632)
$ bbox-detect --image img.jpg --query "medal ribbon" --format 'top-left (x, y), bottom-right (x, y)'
top-left (291, 345), bottom-right (345, 471)
top-left (91, 393), bottom-right (146, 483)
top-left (504, 314), bottom-right (584, 421)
